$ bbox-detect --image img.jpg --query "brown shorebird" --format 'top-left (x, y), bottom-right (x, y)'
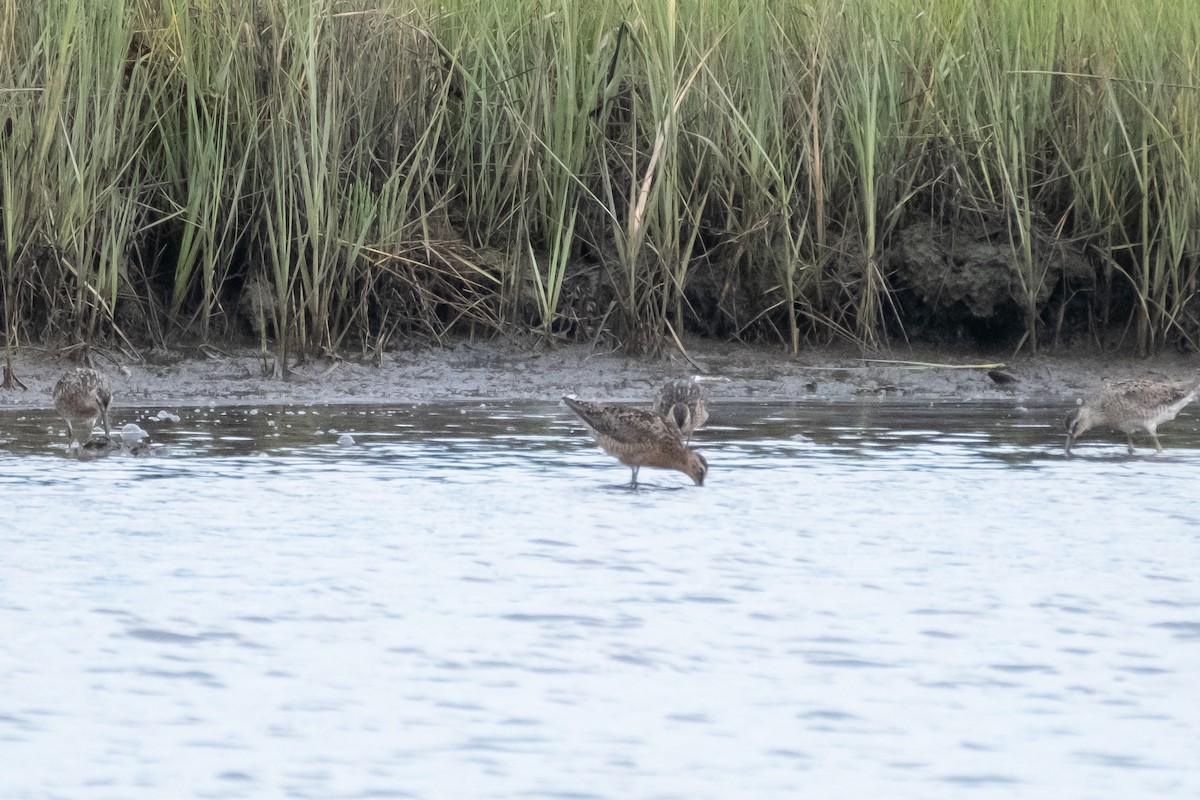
top-left (53, 367), bottom-right (113, 449)
top-left (562, 396), bottom-right (707, 487)
top-left (1065, 378), bottom-right (1200, 455)
top-left (652, 377), bottom-right (710, 442)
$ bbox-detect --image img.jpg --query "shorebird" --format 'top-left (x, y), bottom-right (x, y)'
top-left (562, 396), bottom-right (707, 487)
top-left (53, 367), bottom-right (113, 449)
top-left (652, 377), bottom-right (710, 442)
top-left (1065, 378), bottom-right (1200, 455)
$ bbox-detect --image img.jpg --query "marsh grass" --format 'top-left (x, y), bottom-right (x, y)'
top-left (2, 0), bottom-right (1200, 362)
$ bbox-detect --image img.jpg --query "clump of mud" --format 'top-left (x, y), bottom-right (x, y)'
top-left (889, 216), bottom-right (1092, 342)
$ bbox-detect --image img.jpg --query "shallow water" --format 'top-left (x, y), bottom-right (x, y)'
top-left (2, 400), bottom-right (1199, 799)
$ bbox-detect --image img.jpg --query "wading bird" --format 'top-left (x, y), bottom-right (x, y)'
top-left (563, 395), bottom-right (707, 487)
top-left (53, 367), bottom-right (113, 450)
top-left (1065, 378), bottom-right (1200, 455)
top-left (652, 377), bottom-right (710, 442)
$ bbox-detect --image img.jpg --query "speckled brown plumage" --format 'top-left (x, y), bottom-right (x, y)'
top-left (1065, 378), bottom-right (1200, 454)
top-left (652, 378), bottom-right (709, 441)
top-left (563, 396), bottom-right (707, 487)
top-left (53, 367), bottom-right (113, 448)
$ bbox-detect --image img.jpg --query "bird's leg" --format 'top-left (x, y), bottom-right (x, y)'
top-left (1126, 434), bottom-right (1135, 455)
top-left (1151, 432), bottom-right (1163, 454)
top-left (629, 466), bottom-right (639, 488)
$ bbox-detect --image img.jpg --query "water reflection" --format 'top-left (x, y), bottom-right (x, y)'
top-left (4, 398), bottom-right (1198, 463)
top-left (1, 400), bottom-right (1199, 799)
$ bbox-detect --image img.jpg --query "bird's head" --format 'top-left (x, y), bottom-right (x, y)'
top-left (665, 402), bottom-right (691, 434)
top-left (1064, 405), bottom-right (1093, 455)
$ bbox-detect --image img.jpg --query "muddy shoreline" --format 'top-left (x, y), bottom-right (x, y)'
top-left (2, 338), bottom-right (1198, 411)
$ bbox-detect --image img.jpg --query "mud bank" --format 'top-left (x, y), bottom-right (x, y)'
top-left (2, 338), bottom-right (1198, 411)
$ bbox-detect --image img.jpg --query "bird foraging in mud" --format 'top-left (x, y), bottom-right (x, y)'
top-left (563, 395), bottom-right (707, 487)
top-left (53, 367), bottom-right (113, 450)
top-left (1065, 378), bottom-right (1200, 455)
top-left (652, 377), bottom-right (711, 443)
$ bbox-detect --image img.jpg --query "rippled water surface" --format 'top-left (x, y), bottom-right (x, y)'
top-left (3, 400), bottom-right (1199, 799)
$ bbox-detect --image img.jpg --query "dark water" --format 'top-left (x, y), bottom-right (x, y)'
top-left (2, 401), bottom-right (1199, 799)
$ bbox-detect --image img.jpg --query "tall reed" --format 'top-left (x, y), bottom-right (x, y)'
top-left (3, 0), bottom-right (1200, 359)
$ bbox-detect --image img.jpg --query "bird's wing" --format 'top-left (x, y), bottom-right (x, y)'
top-left (564, 397), bottom-right (675, 444)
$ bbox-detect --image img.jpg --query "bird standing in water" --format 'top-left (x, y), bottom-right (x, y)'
top-left (563, 396), bottom-right (707, 487)
top-left (652, 377), bottom-right (710, 443)
top-left (1065, 378), bottom-right (1200, 455)
top-left (53, 367), bottom-right (113, 449)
